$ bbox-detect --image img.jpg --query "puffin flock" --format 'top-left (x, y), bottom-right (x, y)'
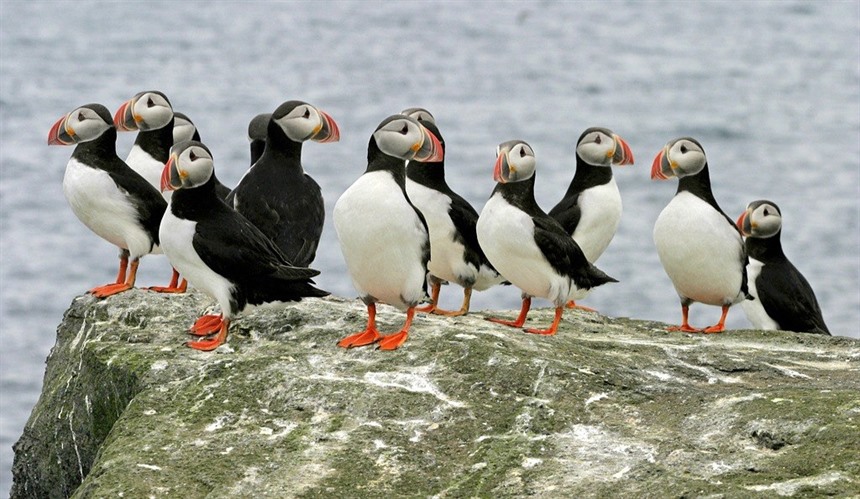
top-left (47, 91), bottom-right (831, 351)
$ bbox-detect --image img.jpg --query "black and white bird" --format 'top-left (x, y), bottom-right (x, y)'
top-left (736, 200), bottom-right (830, 334)
top-left (401, 107), bottom-right (505, 316)
top-left (114, 90), bottom-right (175, 200)
top-left (48, 103), bottom-right (166, 298)
top-left (548, 127), bottom-right (634, 310)
top-left (171, 111), bottom-right (232, 200)
top-left (476, 140), bottom-right (618, 335)
top-left (228, 101), bottom-right (339, 268)
top-left (159, 140), bottom-right (329, 351)
top-left (333, 114), bottom-right (444, 350)
top-left (651, 137), bottom-right (750, 333)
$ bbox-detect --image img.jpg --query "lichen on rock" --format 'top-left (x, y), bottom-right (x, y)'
top-left (11, 289), bottom-right (860, 498)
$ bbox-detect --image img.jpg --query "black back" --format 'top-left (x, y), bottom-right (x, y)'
top-left (746, 231), bottom-right (830, 334)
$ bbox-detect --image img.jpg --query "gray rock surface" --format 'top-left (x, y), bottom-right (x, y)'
top-left (11, 289), bottom-right (860, 498)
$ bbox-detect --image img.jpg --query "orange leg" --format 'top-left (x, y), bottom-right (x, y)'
top-left (148, 268), bottom-right (188, 294)
top-left (667, 305), bottom-right (702, 333)
top-left (487, 296), bottom-right (531, 328)
top-left (565, 300), bottom-right (597, 313)
top-left (338, 303), bottom-right (381, 348)
top-left (524, 307), bottom-right (564, 336)
top-left (378, 307), bottom-right (416, 351)
top-left (702, 305), bottom-right (730, 334)
top-left (114, 251), bottom-right (129, 284)
top-left (189, 314), bottom-right (224, 336)
top-left (417, 280), bottom-right (442, 313)
top-left (91, 257), bottom-right (139, 298)
top-left (186, 317), bottom-right (230, 351)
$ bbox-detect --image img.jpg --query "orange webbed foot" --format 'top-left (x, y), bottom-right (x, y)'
top-left (186, 320), bottom-right (229, 351)
top-left (89, 282), bottom-right (133, 298)
top-left (148, 278), bottom-right (188, 294)
top-left (667, 325), bottom-right (702, 333)
top-left (524, 326), bottom-right (558, 336)
top-left (702, 324), bottom-right (726, 334)
top-left (565, 300), bottom-right (597, 312)
top-left (337, 328), bottom-right (381, 348)
top-left (378, 331), bottom-right (408, 350)
top-left (190, 314), bottom-right (223, 336)
top-left (416, 303), bottom-right (436, 313)
top-left (486, 317), bottom-right (525, 328)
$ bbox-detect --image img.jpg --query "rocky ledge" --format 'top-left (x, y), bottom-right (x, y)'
top-left (11, 290), bottom-right (860, 498)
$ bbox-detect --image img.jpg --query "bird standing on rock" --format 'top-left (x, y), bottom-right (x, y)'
top-left (333, 114), bottom-right (444, 350)
top-left (476, 140), bottom-right (618, 335)
top-left (159, 140), bottom-right (329, 351)
top-left (651, 137), bottom-right (750, 333)
top-left (114, 90), bottom-right (187, 293)
top-left (48, 103), bottom-right (166, 298)
top-left (548, 127), bottom-right (633, 310)
top-left (737, 200), bottom-right (830, 335)
top-left (401, 107), bottom-right (506, 317)
top-left (228, 101), bottom-right (339, 268)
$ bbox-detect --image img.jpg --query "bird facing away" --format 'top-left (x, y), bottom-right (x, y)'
top-left (547, 126), bottom-right (633, 310)
top-left (333, 114), bottom-right (444, 350)
top-left (651, 137), bottom-right (750, 333)
top-left (737, 200), bottom-right (830, 335)
top-left (476, 140), bottom-right (618, 335)
top-left (48, 103), bottom-right (166, 298)
top-left (159, 140), bottom-right (328, 351)
top-left (401, 107), bottom-right (506, 317)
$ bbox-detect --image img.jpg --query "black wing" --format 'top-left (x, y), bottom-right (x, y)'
top-left (547, 192), bottom-right (582, 237)
top-left (758, 261), bottom-right (830, 335)
top-left (532, 216), bottom-right (617, 289)
top-left (106, 157), bottom-right (166, 245)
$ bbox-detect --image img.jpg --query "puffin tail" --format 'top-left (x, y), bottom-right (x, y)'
top-left (578, 264), bottom-right (619, 290)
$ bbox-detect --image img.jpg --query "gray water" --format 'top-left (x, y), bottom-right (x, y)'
top-left (1, 1), bottom-right (858, 495)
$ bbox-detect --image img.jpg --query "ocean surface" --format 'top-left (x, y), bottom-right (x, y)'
top-left (1, 1), bottom-right (858, 495)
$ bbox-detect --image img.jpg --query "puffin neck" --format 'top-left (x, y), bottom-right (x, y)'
top-left (677, 164), bottom-right (723, 210)
top-left (72, 128), bottom-right (120, 165)
top-left (406, 159), bottom-right (448, 190)
top-left (170, 175), bottom-right (221, 219)
top-left (134, 118), bottom-right (174, 163)
top-left (496, 175), bottom-right (544, 217)
top-left (562, 155), bottom-right (613, 198)
top-left (745, 231), bottom-right (785, 262)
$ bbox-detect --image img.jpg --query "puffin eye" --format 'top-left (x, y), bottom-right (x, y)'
top-left (189, 150), bottom-right (198, 161)
top-left (594, 134), bottom-right (601, 145)
top-left (763, 208), bottom-right (769, 216)
top-left (146, 97), bottom-right (155, 108)
top-left (680, 144), bottom-right (688, 154)
top-left (303, 108), bottom-right (311, 119)
top-left (399, 124), bottom-right (409, 135)
top-left (519, 147), bottom-right (527, 158)
top-left (78, 111), bottom-right (85, 121)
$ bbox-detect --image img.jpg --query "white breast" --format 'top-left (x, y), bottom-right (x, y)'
top-left (741, 258), bottom-right (779, 330)
top-left (334, 172), bottom-right (429, 310)
top-left (62, 158), bottom-right (154, 258)
top-left (406, 180), bottom-right (468, 284)
top-left (571, 177), bottom-right (622, 264)
top-left (126, 145), bottom-right (172, 201)
top-left (477, 193), bottom-right (571, 306)
top-left (653, 191), bottom-right (745, 306)
top-left (159, 207), bottom-right (236, 317)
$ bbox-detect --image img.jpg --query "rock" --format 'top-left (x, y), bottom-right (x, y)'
top-left (11, 289), bottom-right (860, 498)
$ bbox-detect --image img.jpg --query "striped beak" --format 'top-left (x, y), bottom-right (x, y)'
top-left (47, 113), bottom-right (76, 145)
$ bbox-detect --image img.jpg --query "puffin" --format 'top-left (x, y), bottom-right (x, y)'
top-left (228, 101), bottom-right (339, 268)
top-left (737, 200), bottom-right (830, 334)
top-left (333, 114), bottom-right (444, 350)
top-left (476, 140), bottom-right (618, 335)
top-left (401, 107), bottom-right (505, 316)
top-left (159, 140), bottom-right (329, 351)
top-left (547, 127), bottom-right (634, 310)
top-left (47, 103), bottom-right (165, 298)
top-left (171, 111), bottom-right (232, 200)
top-left (651, 137), bottom-right (750, 333)
top-left (113, 90), bottom-right (175, 200)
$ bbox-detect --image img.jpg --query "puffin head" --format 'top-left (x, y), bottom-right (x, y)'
top-left (737, 200), bottom-right (782, 239)
top-left (114, 90), bottom-right (174, 132)
top-left (271, 100), bottom-right (340, 144)
top-left (401, 107), bottom-right (445, 154)
top-left (372, 114), bottom-right (444, 163)
top-left (161, 140), bottom-right (214, 192)
top-left (172, 112), bottom-right (200, 144)
top-left (576, 127), bottom-right (634, 167)
top-left (494, 140), bottom-right (536, 184)
top-left (651, 137), bottom-right (706, 180)
top-left (48, 103), bottom-right (114, 146)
